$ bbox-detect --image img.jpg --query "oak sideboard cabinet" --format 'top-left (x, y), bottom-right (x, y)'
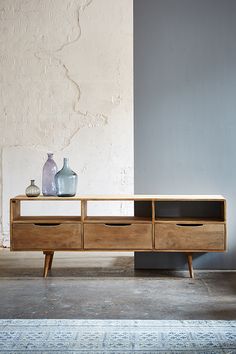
top-left (10, 195), bottom-right (227, 278)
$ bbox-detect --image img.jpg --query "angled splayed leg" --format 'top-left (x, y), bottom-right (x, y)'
top-left (48, 252), bottom-right (54, 271)
top-left (43, 251), bottom-right (54, 278)
top-left (187, 253), bottom-right (194, 279)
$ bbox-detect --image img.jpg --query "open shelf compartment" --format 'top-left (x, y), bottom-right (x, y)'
top-left (11, 199), bottom-right (82, 223)
top-left (155, 200), bottom-right (225, 222)
top-left (84, 200), bottom-right (153, 223)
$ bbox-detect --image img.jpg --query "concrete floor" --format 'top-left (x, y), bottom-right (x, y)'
top-left (0, 248), bottom-right (236, 319)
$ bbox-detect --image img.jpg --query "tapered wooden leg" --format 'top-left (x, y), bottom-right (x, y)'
top-left (187, 253), bottom-right (194, 279)
top-left (43, 251), bottom-right (54, 278)
top-left (48, 252), bottom-right (54, 271)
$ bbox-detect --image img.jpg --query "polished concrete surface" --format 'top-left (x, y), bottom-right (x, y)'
top-left (0, 249), bottom-right (236, 319)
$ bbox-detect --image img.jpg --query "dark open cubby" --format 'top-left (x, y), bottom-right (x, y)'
top-left (155, 201), bottom-right (225, 221)
top-left (134, 201), bottom-right (153, 219)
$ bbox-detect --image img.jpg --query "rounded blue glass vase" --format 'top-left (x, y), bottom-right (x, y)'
top-left (55, 158), bottom-right (78, 197)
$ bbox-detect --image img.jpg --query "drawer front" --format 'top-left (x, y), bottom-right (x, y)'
top-left (155, 223), bottom-right (225, 251)
top-left (11, 223), bottom-right (82, 250)
top-left (84, 223), bottom-right (153, 250)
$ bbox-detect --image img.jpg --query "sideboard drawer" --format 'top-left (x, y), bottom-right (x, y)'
top-left (84, 223), bottom-right (153, 250)
top-left (155, 223), bottom-right (225, 251)
top-left (11, 223), bottom-right (82, 250)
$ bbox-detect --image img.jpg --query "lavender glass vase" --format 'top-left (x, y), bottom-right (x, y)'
top-left (42, 153), bottom-right (58, 196)
top-left (55, 158), bottom-right (78, 197)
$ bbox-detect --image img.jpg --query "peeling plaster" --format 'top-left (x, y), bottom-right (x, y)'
top-left (81, 0), bottom-right (94, 11)
top-left (56, 0), bottom-right (93, 52)
top-left (61, 62), bottom-right (82, 113)
top-left (55, 7), bottom-right (81, 53)
top-left (0, 0), bottom-right (133, 245)
top-left (32, 0), bottom-right (108, 150)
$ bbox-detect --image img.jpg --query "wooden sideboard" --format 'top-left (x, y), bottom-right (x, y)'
top-left (10, 195), bottom-right (227, 278)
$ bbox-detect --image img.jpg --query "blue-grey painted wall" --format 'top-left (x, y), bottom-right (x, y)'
top-left (134, 0), bottom-right (236, 269)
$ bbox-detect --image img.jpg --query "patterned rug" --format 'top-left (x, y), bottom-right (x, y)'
top-left (0, 320), bottom-right (236, 353)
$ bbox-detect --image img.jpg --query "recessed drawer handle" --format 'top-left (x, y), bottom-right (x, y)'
top-left (34, 223), bottom-right (61, 227)
top-left (176, 224), bottom-right (203, 227)
top-left (105, 223), bottom-right (132, 227)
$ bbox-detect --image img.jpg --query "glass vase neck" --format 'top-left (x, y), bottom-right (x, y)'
top-left (30, 180), bottom-right (35, 185)
top-left (63, 158), bottom-right (69, 168)
top-left (47, 153), bottom-right (53, 159)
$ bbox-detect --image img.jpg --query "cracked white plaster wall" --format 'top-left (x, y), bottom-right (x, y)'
top-left (0, 0), bottom-right (133, 246)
